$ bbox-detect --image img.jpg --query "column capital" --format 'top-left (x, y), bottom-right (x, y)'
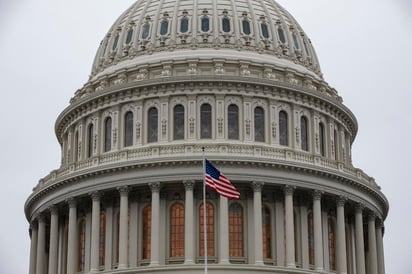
top-left (118, 186), bottom-right (130, 196)
top-left (66, 197), bottom-right (77, 208)
top-left (355, 203), bottom-right (365, 213)
top-left (183, 180), bottom-right (195, 191)
top-left (251, 181), bottom-right (265, 192)
top-left (283, 185), bottom-right (295, 196)
top-left (89, 191), bottom-right (102, 201)
top-left (48, 205), bottom-right (59, 215)
top-left (312, 190), bottom-right (323, 201)
top-left (336, 195), bottom-right (347, 207)
top-left (35, 213), bottom-right (46, 223)
top-left (368, 212), bottom-right (376, 222)
top-left (149, 182), bottom-right (161, 193)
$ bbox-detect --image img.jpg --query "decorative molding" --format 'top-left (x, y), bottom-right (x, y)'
top-left (251, 181), bottom-right (264, 192)
top-left (149, 182), bottom-right (161, 193)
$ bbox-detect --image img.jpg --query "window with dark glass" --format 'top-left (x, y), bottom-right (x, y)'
top-left (292, 32), bottom-right (300, 49)
top-left (78, 219), bottom-right (86, 272)
top-left (301, 116), bottom-right (309, 151)
top-left (228, 104), bottom-right (239, 140)
top-left (278, 27), bottom-right (286, 44)
top-left (201, 16), bottom-right (210, 32)
top-left (147, 107), bottom-right (158, 143)
top-left (170, 203), bottom-right (185, 257)
top-left (87, 123), bottom-right (94, 158)
top-left (124, 111), bottom-right (133, 147)
top-left (99, 212), bottom-right (106, 266)
top-left (126, 28), bottom-right (134, 44)
top-left (173, 105), bottom-right (185, 140)
top-left (229, 203), bottom-right (243, 257)
top-left (222, 17), bottom-right (231, 33)
top-left (199, 202), bottom-right (215, 256)
top-left (142, 23), bottom-right (150, 39)
top-left (308, 212), bottom-right (314, 266)
top-left (200, 104), bottom-right (212, 139)
top-left (160, 19), bottom-right (169, 35)
top-left (261, 23), bottom-right (269, 39)
top-left (104, 117), bottom-right (112, 152)
top-left (319, 123), bottom-right (325, 156)
top-left (254, 107), bottom-right (265, 142)
top-left (328, 217), bottom-right (336, 271)
top-left (142, 205), bottom-right (151, 260)
top-left (262, 205), bottom-right (272, 259)
top-left (180, 17), bottom-right (189, 33)
top-left (112, 33), bottom-right (120, 50)
top-left (242, 19), bottom-right (251, 35)
top-left (279, 111), bottom-right (288, 146)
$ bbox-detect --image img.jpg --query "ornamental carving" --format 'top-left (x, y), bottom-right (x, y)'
top-left (149, 182), bottom-right (161, 192)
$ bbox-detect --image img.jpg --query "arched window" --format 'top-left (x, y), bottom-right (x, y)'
top-left (200, 104), bottom-right (212, 139)
top-left (261, 23), bottom-right (269, 39)
top-left (141, 23), bottom-right (150, 39)
top-left (228, 104), bottom-right (239, 140)
top-left (222, 17), bottom-right (231, 33)
top-left (242, 19), bottom-right (251, 35)
top-left (112, 33), bottom-right (120, 50)
top-left (319, 123), bottom-right (325, 156)
top-left (147, 107), bottom-right (158, 143)
top-left (160, 19), bottom-right (169, 35)
top-left (87, 123), bottom-right (94, 158)
top-left (78, 219), bottom-right (86, 272)
top-left (328, 217), bottom-right (336, 271)
top-left (125, 28), bottom-right (134, 44)
top-left (301, 116), bottom-right (309, 151)
top-left (104, 117), bottom-right (112, 152)
top-left (173, 105), bottom-right (185, 140)
top-left (199, 202), bottom-right (215, 256)
top-left (334, 129), bottom-right (338, 160)
top-left (99, 212), bottom-right (106, 266)
top-left (229, 203), bottom-right (243, 257)
top-left (142, 205), bottom-right (152, 260)
top-left (292, 32), bottom-right (300, 49)
top-left (170, 203), bottom-right (185, 258)
top-left (308, 212), bottom-right (314, 266)
top-left (254, 107), bottom-right (265, 142)
top-left (278, 27), bottom-right (286, 44)
top-left (279, 111), bottom-right (288, 146)
top-left (124, 111), bottom-right (133, 147)
top-left (74, 131), bottom-right (79, 162)
top-left (180, 17), bottom-right (189, 33)
top-left (262, 205), bottom-right (272, 259)
top-left (201, 16), bottom-right (210, 32)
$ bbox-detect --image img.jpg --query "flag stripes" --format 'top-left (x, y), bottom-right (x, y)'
top-left (205, 159), bottom-right (240, 199)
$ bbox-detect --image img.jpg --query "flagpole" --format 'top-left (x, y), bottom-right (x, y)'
top-left (202, 147), bottom-right (208, 274)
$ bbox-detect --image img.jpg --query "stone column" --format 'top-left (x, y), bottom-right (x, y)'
top-left (36, 214), bottom-right (46, 274)
top-left (183, 180), bottom-right (195, 264)
top-left (67, 198), bottom-right (78, 274)
top-left (368, 213), bottom-right (378, 274)
top-left (376, 220), bottom-right (386, 274)
top-left (149, 182), bottom-right (161, 266)
top-left (118, 187), bottom-right (129, 269)
top-left (252, 182), bottom-right (264, 265)
top-left (284, 185), bottom-right (295, 268)
top-left (354, 204), bottom-right (366, 274)
top-left (90, 192), bottom-right (101, 272)
top-left (219, 196), bottom-right (230, 264)
top-left (48, 206), bottom-right (59, 274)
top-left (313, 190), bottom-right (324, 270)
top-left (29, 222), bottom-right (38, 274)
top-left (274, 193), bottom-right (285, 266)
top-left (336, 196), bottom-right (347, 274)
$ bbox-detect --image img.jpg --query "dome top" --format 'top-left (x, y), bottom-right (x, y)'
top-left (91, 0), bottom-right (322, 80)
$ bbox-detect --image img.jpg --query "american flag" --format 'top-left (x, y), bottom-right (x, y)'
top-left (205, 159), bottom-right (240, 199)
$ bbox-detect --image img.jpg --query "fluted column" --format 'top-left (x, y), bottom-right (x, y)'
top-left (48, 206), bottom-right (59, 274)
top-left (368, 213), bottom-right (378, 274)
top-left (90, 192), bottom-right (101, 272)
top-left (336, 196), bottom-right (347, 274)
top-left (376, 220), bottom-right (386, 274)
top-left (354, 204), bottom-right (366, 274)
top-left (252, 182), bottom-right (264, 265)
top-left (149, 182), bottom-right (160, 266)
top-left (36, 214), bottom-right (46, 274)
top-left (183, 180), bottom-right (195, 264)
top-left (219, 196), bottom-right (230, 264)
top-left (29, 222), bottom-right (38, 274)
top-left (313, 190), bottom-right (324, 270)
top-left (118, 187), bottom-right (129, 269)
top-left (284, 185), bottom-right (295, 268)
top-left (67, 198), bottom-right (78, 274)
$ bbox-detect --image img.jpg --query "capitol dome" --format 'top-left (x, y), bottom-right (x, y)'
top-left (25, 0), bottom-right (388, 274)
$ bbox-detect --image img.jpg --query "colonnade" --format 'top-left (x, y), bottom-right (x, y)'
top-left (28, 181), bottom-right (386, 274)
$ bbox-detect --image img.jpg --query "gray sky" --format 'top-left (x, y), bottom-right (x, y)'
top-left (0, 0), bottom-right (410, 273)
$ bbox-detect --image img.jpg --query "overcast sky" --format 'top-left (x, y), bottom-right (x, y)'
top-left (0, 1), bottom-right (411, 273)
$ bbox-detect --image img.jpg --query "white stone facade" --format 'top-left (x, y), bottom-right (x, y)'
top-left (25, 0), bottom-right (388, 274)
